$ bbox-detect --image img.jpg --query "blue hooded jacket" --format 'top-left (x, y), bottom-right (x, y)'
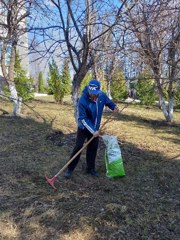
top-left (78, 86), bottom-right (116, 134)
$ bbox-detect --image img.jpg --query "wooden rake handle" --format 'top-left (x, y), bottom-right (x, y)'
top-left (54, 112), bottom-right (114, 177)
top-left (55, 135), bottom-right (96, 177)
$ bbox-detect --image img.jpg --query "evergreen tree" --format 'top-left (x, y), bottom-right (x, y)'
top-left (47, 72), bottom-right (54, 95)
top-left (48, 59), bottom-right (64, 103)
top-left (80, 71), bottom-right (107, 94)
top-left (174, 87), bottom-right (180, 109)
top-left (136, 68), bottom-right (157, 106)
top-left (14, 51), bottom-right (34, 101)
top-left (111, 69), bottom-right (127, 101)
top-left (38, 72), bottom-right (45, 93)
top-left (80, 72), bottom-right (92, 92)
top-left (61, 59), bottom-right (71, 95)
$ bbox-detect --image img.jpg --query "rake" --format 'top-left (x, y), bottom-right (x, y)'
top-left (45, 112), bottom-right (115, 189)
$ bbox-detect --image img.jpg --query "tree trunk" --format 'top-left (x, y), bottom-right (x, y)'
top-left (0, 76), bottom-right (4, 95)
top-left (158, 91), bottom-right (174, 123)
top-left (107, 78), bottom-right (112, 99)
top-left (1, 43), bottom-right (21, 116)
top-left (155, 73), bottom-right (174, 123)
top-left (9, 45), bottom-right (22, 116)
top-left (9, 85), bottom-right (22, 116)
top-left (168, 94), bottom-right (174, 122)
top-left (71, 66), bottom-right (90, 122)
top-left (71, 76), bottom-right (81, 124)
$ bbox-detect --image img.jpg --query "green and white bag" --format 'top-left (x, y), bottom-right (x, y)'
top-left (102, 135), bottom-right (125, 178)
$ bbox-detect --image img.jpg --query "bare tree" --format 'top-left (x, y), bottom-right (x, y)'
top-left (91, 27), bottom-right (124, 99)
top-left (104, 42), bottom-right (124, 99)
top-left (0, 0), bottom-right (33, 115)
top-left (124, 0), bottom-right (180, 122)
top-left (30, 0), bottom-right (130, 121)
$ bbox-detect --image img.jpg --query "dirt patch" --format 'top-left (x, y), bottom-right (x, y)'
top-left (46, 130), bottom-right (76, 146)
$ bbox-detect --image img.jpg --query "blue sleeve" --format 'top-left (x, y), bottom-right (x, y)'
top-left (104, 94), bottom-right (116, 110)
top-left (78, 100), bottom-right (96, 134)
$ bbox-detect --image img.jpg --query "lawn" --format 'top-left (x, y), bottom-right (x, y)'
top-left (0, 96), bottom-right (180, 240)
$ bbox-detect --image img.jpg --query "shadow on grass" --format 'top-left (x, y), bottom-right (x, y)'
top-left (0, 115), bottom-right (179, 240)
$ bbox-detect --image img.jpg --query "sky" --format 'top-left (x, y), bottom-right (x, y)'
top-left (27, 0), bottom-right (129, 80)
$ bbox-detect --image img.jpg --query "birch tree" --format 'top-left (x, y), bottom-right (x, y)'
top-left (0, 0), bottom-right (33, 115)
top-left (125, 0), bottom-right (180, 122)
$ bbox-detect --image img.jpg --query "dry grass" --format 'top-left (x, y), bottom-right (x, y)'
top-left (0, 96), bottom-right (180, 240)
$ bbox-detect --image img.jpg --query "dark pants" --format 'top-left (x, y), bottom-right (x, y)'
top-left (68, 127), bottom-right (99, 171)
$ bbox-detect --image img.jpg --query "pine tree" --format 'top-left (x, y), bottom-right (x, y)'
top-left (61, 59), bottom-right (71, 95)
top-left (175, 87), bottom-right (180, 109)
top-left (80, 72), bottom-right (92, 92)
top-left (48, 59), bottom-right (64, 103)
top-left (47, 74), bottom-right (53, 94)
top-left (136, 68), bottom-right (157, 106)
top-left (111, 69), bottom-right (127, 101)
top-left (38, 72), bottom-right (44, 93)
top-left (14, 51), bottom-right (34, 101)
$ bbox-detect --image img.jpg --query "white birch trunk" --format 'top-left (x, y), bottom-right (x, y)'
top-left (168, 95), bottom-right (174, 122)
top-left (107, 79), bottom-right (112, 100)
top-left (160, 95), bottom-right (173, 122)
top-left (9, 85), bottom-right (22, 116)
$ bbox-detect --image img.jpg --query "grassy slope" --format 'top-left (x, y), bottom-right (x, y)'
top-left (0, 96), bottom-right (180, 240)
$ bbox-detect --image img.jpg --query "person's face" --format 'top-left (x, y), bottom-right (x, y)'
top-left (89, 93), bottom-right (98, 102)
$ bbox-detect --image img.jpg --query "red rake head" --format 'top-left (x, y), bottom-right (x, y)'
top-left (45, 175), bottom-right (58, 190)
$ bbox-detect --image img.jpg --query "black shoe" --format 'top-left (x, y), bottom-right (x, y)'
top-left (64, 169), bottom-right (73, 179)
top-left (86, 169), bottom-right (99, 177)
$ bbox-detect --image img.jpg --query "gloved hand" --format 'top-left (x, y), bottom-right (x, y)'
top-left (93, 130), bottom-right (100, 137)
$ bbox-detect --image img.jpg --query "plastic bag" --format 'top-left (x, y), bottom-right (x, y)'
top-left (102, 135), bottom-right (125, 178)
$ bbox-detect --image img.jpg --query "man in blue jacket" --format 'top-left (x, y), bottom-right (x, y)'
top-left (64, 79), bottom-right (118, 178)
